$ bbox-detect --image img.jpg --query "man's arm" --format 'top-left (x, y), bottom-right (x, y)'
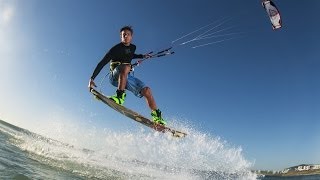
top-left (88, 51), bottom-right (112, 91)
top-left (133, 54), bottom-right (144, 59)
top-left (91, 52), bottom-right (112, 80)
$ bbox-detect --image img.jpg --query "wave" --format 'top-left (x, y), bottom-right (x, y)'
top-left (0, 119), bottom-right (257, 179)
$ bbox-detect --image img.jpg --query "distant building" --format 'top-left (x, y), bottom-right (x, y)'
top-left (311, 165), bottom-right (320, 170)
top-left (281, 169), bottom-right (289, 174)
top-left (295, 164), bottom-right (320, 171)
top-left (297, 165), bottom-right (310, 171)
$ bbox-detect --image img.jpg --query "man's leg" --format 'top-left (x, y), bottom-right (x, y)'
top-left (121, 73), bottom-right (166, 125)
top-left (141, 87), bottom-right (166, 125)
top-left (109, 64), bottom-right (131, 105)
top-left (118, 64), bottom-right (131, 91)
top-left (141, 87), bottom-right (157, 111)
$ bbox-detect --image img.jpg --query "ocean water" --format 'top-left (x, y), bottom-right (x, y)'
top-left (1, 119), bottom-right (319, 180)
top-left (0, 120), bottom-right (320, 180)
top-left (0, 118), bottom-right (259, 180)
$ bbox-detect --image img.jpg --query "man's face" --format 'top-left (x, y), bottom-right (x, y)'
top-left (120, 30), bottom-right (132, 45)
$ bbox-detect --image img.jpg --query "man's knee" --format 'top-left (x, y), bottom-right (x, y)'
top-left (120, 64), bottom-right (131, 74)
top-left (141, 87), bottom-right (151, 97)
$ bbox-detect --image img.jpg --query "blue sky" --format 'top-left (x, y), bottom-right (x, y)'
top-left (1, 0), bottom-right (319, 171)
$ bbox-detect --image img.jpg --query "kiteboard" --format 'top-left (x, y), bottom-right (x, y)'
top-left (90, 88), bottom-right (187, 138)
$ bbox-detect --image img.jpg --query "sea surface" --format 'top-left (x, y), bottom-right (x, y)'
top-left (260, 175), bottom-right (320, 180)
top-left (0, 119), bottom-right (318, 180)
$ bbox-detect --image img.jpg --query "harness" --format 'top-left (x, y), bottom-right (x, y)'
top-left (110, 61), bottom-right (131, 71)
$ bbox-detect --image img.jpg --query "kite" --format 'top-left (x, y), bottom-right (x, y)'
top-left (262, 0), bottom-right (282, 30)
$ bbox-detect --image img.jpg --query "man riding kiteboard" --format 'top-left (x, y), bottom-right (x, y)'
top-left (88, 26), bottom-right (166, 125)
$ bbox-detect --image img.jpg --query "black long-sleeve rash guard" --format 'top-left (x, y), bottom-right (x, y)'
top-left (91, 42), bottom-right (144, 80)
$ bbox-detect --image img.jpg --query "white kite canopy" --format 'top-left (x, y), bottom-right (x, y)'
top-left (262, 0), bottom-right (282, 30)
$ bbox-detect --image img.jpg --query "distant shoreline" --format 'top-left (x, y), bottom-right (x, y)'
top-left (256, 169), bottom-right (320, 177)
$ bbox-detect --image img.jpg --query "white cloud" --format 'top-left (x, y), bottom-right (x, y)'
top-left (1, 4), bottom-right (15, 25)
top-left (0, 2), bottom-right (15, 56)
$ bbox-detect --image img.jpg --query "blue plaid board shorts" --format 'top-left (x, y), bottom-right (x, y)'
top-left (109, 64), bottom-right (146, 98)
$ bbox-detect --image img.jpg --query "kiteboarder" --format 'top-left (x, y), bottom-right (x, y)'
top-left (88, 26), bottom-right (166, 125)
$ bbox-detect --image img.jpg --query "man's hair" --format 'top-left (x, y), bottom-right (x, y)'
top-left (120, 25), bottom-right (133, 34)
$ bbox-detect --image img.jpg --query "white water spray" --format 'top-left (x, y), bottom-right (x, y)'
top-left (2, 118), bottom-right (257, 180)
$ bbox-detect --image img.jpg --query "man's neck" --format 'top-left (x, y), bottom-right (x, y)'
top-left (122, 42), bottom-right (131, 46)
